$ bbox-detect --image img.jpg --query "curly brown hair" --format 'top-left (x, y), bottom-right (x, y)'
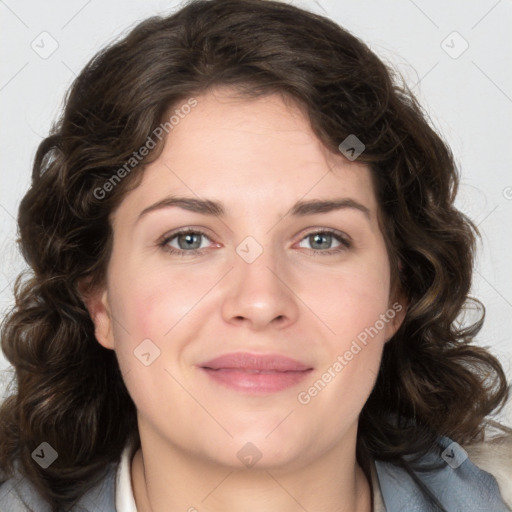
top-left (1, 0), bottom-right (510, 510)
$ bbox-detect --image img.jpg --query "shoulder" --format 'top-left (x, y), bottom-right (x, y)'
top-left (0, 461), bottom-right (119, 511)
top-left (374, 434), bottom-right (512, 511)
top-left (463, 433), bottom-right (512, 508)
top-left (0, 472), bottom-right (51, 512)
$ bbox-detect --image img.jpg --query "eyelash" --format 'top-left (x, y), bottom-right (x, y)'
top-left (157, 228), bottom-right (351, 256)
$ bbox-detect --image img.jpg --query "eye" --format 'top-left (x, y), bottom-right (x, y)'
top-left (159, 229), bottom-right (213, 256)
top-left (296, 229), bottom-right (351, 255)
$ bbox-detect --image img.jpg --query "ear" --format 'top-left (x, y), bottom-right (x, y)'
top-left (383, 259), bottom-right (408, 342)
top-left (385, 296), bottom-right (407, 343)
top-left (78, 278), bottom-right (115, 350)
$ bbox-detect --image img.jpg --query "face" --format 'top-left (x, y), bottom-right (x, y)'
top-left (86, 87), bottom-right (405, 471)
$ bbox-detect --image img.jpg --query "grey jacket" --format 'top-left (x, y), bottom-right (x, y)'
top-left (0, 435), bottom-right (511, 511)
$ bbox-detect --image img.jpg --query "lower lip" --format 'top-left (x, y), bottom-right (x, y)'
top-left (201, 368), bottom-right (313, 394)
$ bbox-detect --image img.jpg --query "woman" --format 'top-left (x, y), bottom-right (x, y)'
top-left (0, 0), bottom-right (511, 510)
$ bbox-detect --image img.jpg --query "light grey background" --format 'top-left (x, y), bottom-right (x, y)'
top-left (1, 0), bottom-right (511, 426)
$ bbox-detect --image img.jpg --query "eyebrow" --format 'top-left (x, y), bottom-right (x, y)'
top-left (136, 195), bottom-right (371, 223)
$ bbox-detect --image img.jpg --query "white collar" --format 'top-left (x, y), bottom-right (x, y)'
top-left (115, 439), bottom-right (138, 512)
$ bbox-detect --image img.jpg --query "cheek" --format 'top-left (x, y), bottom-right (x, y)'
top-left (296, 271), bottom-right (391, 433)
top-left (106, 272), bottom-right (192, 422)
top-left (108, 262), bottom-right (222, 377)
top-left (109, 260), bottom-right (202, 337)
top-left (296, 250), bottom-right (392, 400)
top-left (300, 253), bottom-right (391, 341)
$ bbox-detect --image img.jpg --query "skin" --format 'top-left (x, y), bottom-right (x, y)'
top-left (84, 87), bottom-right (406, 512)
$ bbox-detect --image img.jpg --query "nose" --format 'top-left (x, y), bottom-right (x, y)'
top-left (220, 243), bottom-right (299, 331)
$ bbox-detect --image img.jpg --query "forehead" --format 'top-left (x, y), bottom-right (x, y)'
top-left (113, 88), bottom-right (377, 225)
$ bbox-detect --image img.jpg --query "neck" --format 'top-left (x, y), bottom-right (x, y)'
top-left (131, 426), bottom-right (372, 512)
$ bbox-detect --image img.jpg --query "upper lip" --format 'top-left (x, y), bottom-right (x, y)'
top-left (199, 352), bottom-right (313, 372)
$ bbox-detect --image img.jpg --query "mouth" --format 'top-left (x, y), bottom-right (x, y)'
top-left (198, 352), bottom-right (313, 394)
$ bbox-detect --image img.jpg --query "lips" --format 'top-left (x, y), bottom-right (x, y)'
top-left (198, 352), bottom-right (313, 394)
top-left (199, 352), bottom-right (312, 372)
